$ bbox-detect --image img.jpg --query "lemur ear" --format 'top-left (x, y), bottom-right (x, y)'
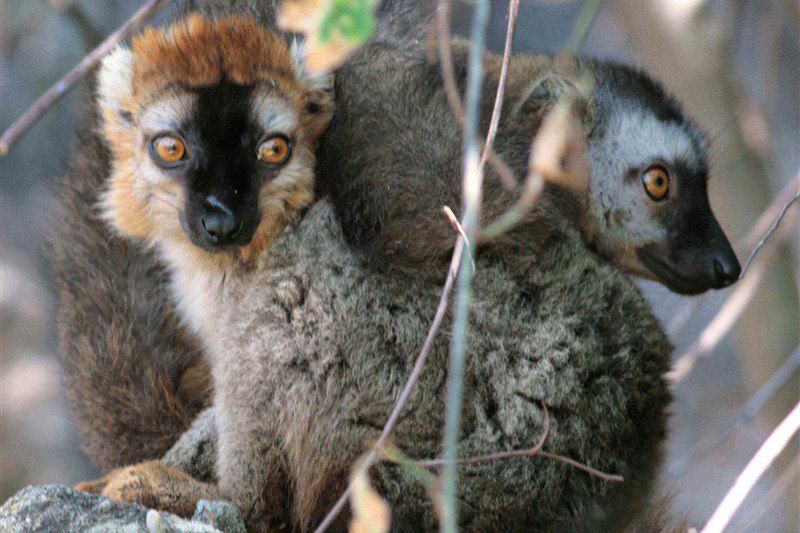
top-left (289, 39), bottom-right (334, 95)
top-left (289, 39), bottom-right (334, 138)
top-left (511, 76), bottom-right (575, 118)
top-left (96, 46), bottom-right (135, 139)
top-left (512, 74), bottom-right (596, 133)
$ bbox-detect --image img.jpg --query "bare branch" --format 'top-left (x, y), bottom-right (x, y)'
top-left (418, 404), bottom-right (551, 468)
top-left (440, 0), bottom-right (490, 528)
top-left (741, 177), bottom-right (800, 250)
top-left (478, 0), bottom-right (520, 172)
top-left (735, 457), bottom-right (800, 532)
top-left (536, 452), bottom-right (625, 483)
top-left (667, 177), bottom-right (799, 338)
top-left (566, 0), bottom-right (607, 54)
top-left (0, 0), bottom-right (172, 156)
top-left (47, 0), bottom-right (104, 49)
top-left (669, 345), bottom-right (800, 476)
top-left (701, 401), bottom-right (800, 533)
top-left (313, 234), bottom-right (466, 533)
top-left (740, 180), bottom-right (800, 277)
top-left (435, 0), bottom-right (518, 190)
top-left (412, 403), bottom-right (620, 483)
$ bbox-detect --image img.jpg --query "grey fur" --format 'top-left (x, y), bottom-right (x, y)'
top-left (190, 199), bottom-right (671, 531)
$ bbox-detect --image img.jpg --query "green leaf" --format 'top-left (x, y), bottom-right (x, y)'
top-left (318, 0), bottom-right (376, 45)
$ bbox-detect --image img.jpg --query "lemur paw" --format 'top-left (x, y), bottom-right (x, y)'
top-left (76, 460), bottom-right (213, 518)
top-left (74, 477), bottom-right (108, 494)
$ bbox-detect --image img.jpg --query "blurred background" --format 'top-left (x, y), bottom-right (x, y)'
top-left (0, 0), bottom-right (797, 530)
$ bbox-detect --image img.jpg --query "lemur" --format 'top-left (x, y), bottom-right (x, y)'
top-left (317, 40), bottom-right (741, 295)
top-left (54, 0), bottom-right (736, 529)
top-left (65, 13), bottom-right (334, 529)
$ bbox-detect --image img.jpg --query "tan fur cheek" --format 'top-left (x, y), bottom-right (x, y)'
top-left (100, 170), bottom-right (155, 240)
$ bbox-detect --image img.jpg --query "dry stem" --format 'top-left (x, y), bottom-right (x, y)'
top-left (701, 401), bottom-right (800, 533)
top-left (313, 234), bottom-right (466, 533)
top-left (0, 0), bottom-right (172, 156)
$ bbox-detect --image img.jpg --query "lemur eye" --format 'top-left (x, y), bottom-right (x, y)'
top-left (642, 166), bottom-right (670, 201)
top-left (258, 136), bottom-right (292, 166)
top-left (150, 135), bottom-right (186, 165)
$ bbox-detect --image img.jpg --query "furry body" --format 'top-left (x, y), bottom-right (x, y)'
top-left (163, 199), bottom-right (672, 531)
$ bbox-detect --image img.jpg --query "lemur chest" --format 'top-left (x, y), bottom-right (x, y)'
top-left (160, 243), bottom-right (229, 350)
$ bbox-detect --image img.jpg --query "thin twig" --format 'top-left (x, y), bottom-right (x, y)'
top-left (735, 457), bottom-right (800, 532)
top-left (741, 177), bottom-right (800, 251)
top-left (740, 182), bottom-right (800, 277)
top-left (0, 0), bottom-right (172, 155)
top-left (443, 206), bottom-right (476, 272)
top-left (417, 404), bottom-right (551, 467)
top-left (440, 0), bottom-right (489, 529)
top-left (701, 401), bottom-right (800, 533)
top-left (669, 345), bottom-right (800, 476)
top-left (668, 177), bottom-right (799, 338)
top-left (536, 452), bottom-right (625, 483)
top-left (479, 0), bottom-right (520, 172)
top-left (566, 0), bottom-right (607, 54)
top-left (48, 0), bottom-right (104, 49)
top-left (313, 235), bottom-right (465, 533)
top-left (435, 0), bottom-right (518, 190)
top-left (415, 403), bottom-right (623, 483)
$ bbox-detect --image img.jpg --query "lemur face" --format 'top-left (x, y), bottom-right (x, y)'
top-left (584, 66), bottom-right (740, 294)
top-left (97, 15), bottom-right (332, 262)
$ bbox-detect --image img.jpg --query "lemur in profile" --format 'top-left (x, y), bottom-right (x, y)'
top-left (55, 0), bottom-right (737, 530)
top-left (318, 41), bottom-right (741, 295)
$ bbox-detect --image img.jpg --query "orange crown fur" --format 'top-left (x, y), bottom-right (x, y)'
top-left (131, 14), bottom-right (298, 100)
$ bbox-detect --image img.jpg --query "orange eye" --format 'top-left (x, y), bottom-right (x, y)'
top-left (258, 136), bottom-right (292, 166)
top-left (151, 135), bottom-right (186, 165)
top-left (642, 165), bottom-right (670, 201)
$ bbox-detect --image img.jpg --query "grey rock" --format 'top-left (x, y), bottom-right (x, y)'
top-left (192, 501), bottom-right (245, 533)
top-left (0, 485), bottom-right (245, 532)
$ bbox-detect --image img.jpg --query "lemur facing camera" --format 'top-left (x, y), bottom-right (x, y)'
top-left (72, 13), bottom-right (333, 529)
top-left (95, 14), bottom-right (332, 340)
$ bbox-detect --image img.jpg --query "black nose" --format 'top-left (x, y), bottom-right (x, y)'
top-left (709, 250), bottom-right (741, 288)
top-left (200, 196), bottom-right (240, 244)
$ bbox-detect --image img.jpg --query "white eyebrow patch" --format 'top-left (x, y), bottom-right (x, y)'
top-left (139, 93), bottom-right (196, 134)
top-left (607, 106), bottom-right (697, 168)
top-left (251, 91), bottom-right (299, 135)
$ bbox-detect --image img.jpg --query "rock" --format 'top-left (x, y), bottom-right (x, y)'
top-left (192, 501), bottom-right (246, 533)
top-left (0, 485), bottom-right (245, 532)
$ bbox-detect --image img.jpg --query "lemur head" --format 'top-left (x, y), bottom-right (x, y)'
top-left (517, 61), bottom-right (740, 295)
top-left (97, 15), bottom-right (333, 265)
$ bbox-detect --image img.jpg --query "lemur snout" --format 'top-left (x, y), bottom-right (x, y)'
top-left (709, 250), bottom-right (740, 288)
top-left (200, 196), bottom-right (241, 244)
